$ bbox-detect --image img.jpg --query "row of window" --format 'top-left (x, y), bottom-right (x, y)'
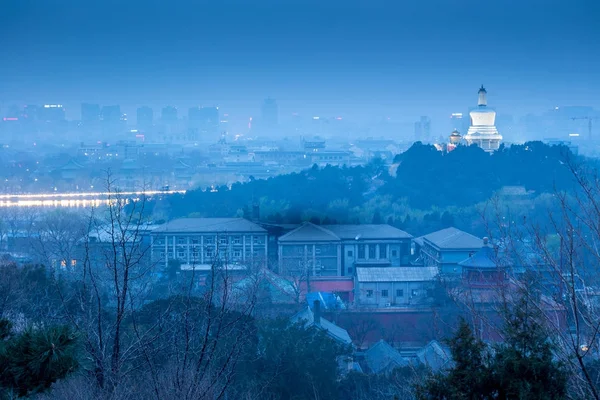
top-left (161, 250), bottom-right (260, 259)
top-left (155, 235), bottom-right (265, 246)
top-left (348, 245), bottom-right (396, 259)
top-left (365, 289), bottom-right (418, 298)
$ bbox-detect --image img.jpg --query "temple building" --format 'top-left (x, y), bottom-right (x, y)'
top-left (464, 86), bottom-right (503, 152)
top-left (447, 129), bottom-right (462, 152)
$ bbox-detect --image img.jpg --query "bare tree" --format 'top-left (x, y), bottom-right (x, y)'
top-left (482, 157), bottom-right (600, 399)
top-left (42, 172), bottom-right (261, 400)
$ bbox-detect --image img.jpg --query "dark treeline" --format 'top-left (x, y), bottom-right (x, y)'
top-left (151, 142), bottom-right (580, 236)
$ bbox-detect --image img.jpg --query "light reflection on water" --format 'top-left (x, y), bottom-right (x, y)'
top-left (0, 190), bottom-right (185, 208)
top-left (0, 199), bottom-right (111, 208)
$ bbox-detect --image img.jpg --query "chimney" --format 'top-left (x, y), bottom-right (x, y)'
top-left (313, 300), bottom-right (321, 326)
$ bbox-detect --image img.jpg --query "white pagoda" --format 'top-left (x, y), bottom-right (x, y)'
top-left (464, 85), bottom-right (502, 152)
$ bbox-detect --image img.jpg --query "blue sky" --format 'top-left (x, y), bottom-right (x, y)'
top-left (1, 0), bottom-right (599, 125)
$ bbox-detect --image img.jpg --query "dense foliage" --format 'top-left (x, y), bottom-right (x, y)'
top-left (416, 297), bottom-right (568, 400)
top-left (0, 319), bottom-right (79, 398)
top-left (156, 142), bottom-right (580, 236)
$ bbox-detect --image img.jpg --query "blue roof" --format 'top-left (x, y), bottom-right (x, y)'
top-left (290, 306), bottom-right (352, 345)
top-left (364, 340), bottom-right (409, 374)
top-left (306, 292), bottom-right (346, 310)
top-left (459, 245), bottom-right (501, 269)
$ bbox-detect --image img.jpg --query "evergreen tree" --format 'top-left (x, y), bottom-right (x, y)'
top-left (441, 211), bottom-right (455, 228)
top-left (491, 296), bottom-right (567, 399)
top-left (372, 210), bottom-right (383, 224)
top-left (416, 319), bottom-right (493, 400)
top-left (0, 319), bottom-right (79, 398)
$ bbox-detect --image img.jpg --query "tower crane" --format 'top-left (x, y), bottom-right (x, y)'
top-left (571, 116), bottom-right (600, 141)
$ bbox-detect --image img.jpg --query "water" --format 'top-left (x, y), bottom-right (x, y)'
top-left (0, 190), bottom-right (186, 208)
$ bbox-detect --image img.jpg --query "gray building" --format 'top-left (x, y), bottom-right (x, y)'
top-left (150, 218), bottom-right (267, 270)
top-left (355, 266), bottom-right (438, 307)
top-left (278, 223), bottom-right (412, 277)
top-left (414, 227), bottom-right (482, 274)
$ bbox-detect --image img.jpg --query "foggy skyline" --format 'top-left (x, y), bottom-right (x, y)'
top-left (1, 0), bottom-right (599, 126)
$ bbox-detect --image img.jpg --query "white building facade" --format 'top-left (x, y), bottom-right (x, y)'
top-left (465, 85), bottom-right (503, 152)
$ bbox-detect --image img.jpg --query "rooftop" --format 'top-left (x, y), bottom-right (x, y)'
top-left (364, 340), bottom-right (409, 374)
top-left (356, 266), bottom-right (438, 282)
top-left (279, 222), bottom-right (412, 243)
top-left (152, 218), bottom-right (266, 234)
top-left (290, 306), bottom-right (352, 345)
top-left (459, 244), bottom-right (502, 269)
top-left (416, 227), bottom-right (482, 250)
top-left (322, 224), bottom-right (412, 240)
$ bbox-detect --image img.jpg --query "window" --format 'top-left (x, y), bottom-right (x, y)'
top-left (347, 267), bottom-right (353, 273)
top-left (381, 289), bottom-right (388, 297)
top-left (253, 236), bottom-right (261, 244)
top-left (358, 245), bottom-right (365, 259)
top-left (177, 251), bottom-right (185, 258)
top-left (315, 247), bottom-right (321, 255)
top-left (160, 251), bottom-right (165, 257)
top-left (396, 289), bottom-right (404, 297)
top-left (156, 237), bottom-right (165, 245)
top-left (177, 237), bottom-right (186, 245)
top-left (205, 236), bottom-right (214, 244)
top-left (192, 238), bottom-right (199, 244)
top-left (232, 236), bottom-right (241, 245)
top-left (369, 245), bottom-right (376, 259)
top-left (366, 290), bottom-right (373, 298)
top-left (392, 250), bottom-right (398, 257)
top-left (219, 237), bottom-right (228, 245)
top-left (347, 250), bottom-right (353, 257)
top-left (234, 250), bottom-right (242, 258)
top-left (71, 259), bottom-right (77, 267)
top-left (379, 245), bottom-right (387, 259)
top-left (411, 289), bottom-right (418, 297)
top-left (205, 250), bottom-right (214, 258)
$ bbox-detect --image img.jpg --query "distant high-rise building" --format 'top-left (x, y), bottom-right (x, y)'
top-left (101, 105), bottom-right (121, 122)
top-left (137, 106), bottom-right (154, 130)
top-left (414, 116), bottom-right (431, 142)
top-left (161, 106), bottom-right (178, 124)
top-left (261, 98), bottom-right (278, 130)
top-left (81, 103), bottom-right (101, 123)
top-left (101, 105), bottom-right (124, 135)
top-left (38, 104), bottom-right (66, 122)
top-left (188, 106), bottom-right (219, 135)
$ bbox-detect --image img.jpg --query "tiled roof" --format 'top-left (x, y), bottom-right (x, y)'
top-left (416, 340), bottom-right (452, 372)
top-left (279, 222), bottom-right (412, 243)
top-left (290, 306), bottom-right (352, 345)
top-left (364, 340), bottom-right (409, 374)
top-left (278, 223), bottom-right (340, 242)
top-left (322, 224), bottom-right (412, 240)
top-left (152, 218), bottom-right (266, 233)
top-left (418, 227), bottom-right (483, 250)
top-left (458, 245), bottom-right (500, 269)
top-left (356, 266), bottom-right (438, 282)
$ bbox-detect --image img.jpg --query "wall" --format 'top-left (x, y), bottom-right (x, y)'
top-left (151, 232), bottom-right (268, 268)
top-left (355, 280), bottom-right (435, 307)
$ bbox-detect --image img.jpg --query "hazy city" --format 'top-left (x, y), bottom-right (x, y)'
top-left (0, 1), bottom-right (599, 399)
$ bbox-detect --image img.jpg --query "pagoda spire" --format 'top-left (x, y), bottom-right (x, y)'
top-left (478, 85), bottom-right (487, 106)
